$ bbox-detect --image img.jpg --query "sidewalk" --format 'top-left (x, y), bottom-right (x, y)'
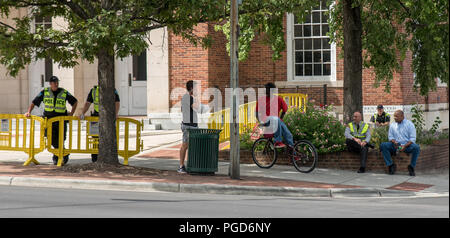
top-left (0, 129), bottom-right (448, 198)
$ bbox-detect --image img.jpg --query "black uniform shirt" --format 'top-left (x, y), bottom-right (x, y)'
top-left (32, 88), bottom-right (78, 118)
top-left (370, 112), bottom-right (390, 124)
top-left (86, 88), bottom-right (120, 116)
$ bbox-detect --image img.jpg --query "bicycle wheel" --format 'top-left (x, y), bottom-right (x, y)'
top-left (252, 138), bottom-right (278, 169)
top-left (291, 140), bottom-right (318, 173)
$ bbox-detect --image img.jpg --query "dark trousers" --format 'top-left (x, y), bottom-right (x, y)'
top-left (51, 121), bottom-right (67, 149)
top-left (44, 121), bottom-right (67, 149)
top-left (346, 139), bottom-right (369, 168)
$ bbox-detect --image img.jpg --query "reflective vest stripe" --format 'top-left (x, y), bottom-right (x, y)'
top-left (348, 122), bottom-right (369, 139)
top-left (92, 86), bottom-right (99, 112)
top-left (43, 88), bottom-right (67, 113)
top-left (374, 113), bottom-right (390, 120)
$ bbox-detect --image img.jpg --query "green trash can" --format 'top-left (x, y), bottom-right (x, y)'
top-left (186, 128), bottom-right (222, 174)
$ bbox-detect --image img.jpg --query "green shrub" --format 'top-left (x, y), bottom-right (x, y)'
top-left (239, 125), bottom-right (254, 150)
top-left (410, 103), bottom-right (445, 145)
top-left (370, 126), bottom-right (389, 149)
top-left (284, 103), bottom-right (346, 154)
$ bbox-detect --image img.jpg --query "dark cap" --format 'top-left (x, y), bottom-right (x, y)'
top-left (49, 76), bottom-right (59, 82)
top-left (377, 105), bottom-right (384, 109)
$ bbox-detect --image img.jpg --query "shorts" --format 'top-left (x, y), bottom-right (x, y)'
top-left (181, 123), bottom-right (198, 143)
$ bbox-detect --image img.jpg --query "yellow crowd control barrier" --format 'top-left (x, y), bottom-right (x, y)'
top-left (46, 116), bottom-right (144, 166)
top-left (208, 93), bottom-right (307, 149)
top-left (277, 93), bottom-right (308, 111)
top-left (0, 114), bottom-right (46, 166)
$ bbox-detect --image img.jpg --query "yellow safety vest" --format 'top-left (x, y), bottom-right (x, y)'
top-left (348, 122), bottom-right (369, 139)
top-left (43, 88), bottom-right (67, 113)
top-left (374, 112), bottom-right (390, 121)
top-left (92, 86), bottom-right (99, 113)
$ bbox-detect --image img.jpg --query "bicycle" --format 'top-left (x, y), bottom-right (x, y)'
top-left (251, 124), bottom-right (318, 173)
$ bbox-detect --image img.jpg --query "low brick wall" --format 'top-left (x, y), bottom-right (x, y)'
top-left (219, 140), bottom-right (449, 173)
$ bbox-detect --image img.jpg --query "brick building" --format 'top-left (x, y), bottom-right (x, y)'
top-left (162, 10), bottom-right (449, 130)
top-left (1, 7), bottom-right (448, 130)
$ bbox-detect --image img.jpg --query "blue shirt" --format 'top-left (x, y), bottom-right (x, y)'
top-left (388, 119), bottom-right (417, 145)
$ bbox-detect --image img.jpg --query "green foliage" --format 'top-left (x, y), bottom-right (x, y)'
top-left (0, 0), bottom-right (229, 76)
top-left (284, 102), bottom-right (346, 154)
top-left (410, 103), bottom-right (444, 145)
top-left (410, 103), bottom-right (426, 134)
top-left (328, 0), bottom-right (449, 95)
top-left (370, 126), bottom-right (389, 149)
top-left (239, 125), bottom-right (255, 150)
top-left (215, 0), bottom-right (318, 61)
top-left (430, 117), bottom-right (442, 135)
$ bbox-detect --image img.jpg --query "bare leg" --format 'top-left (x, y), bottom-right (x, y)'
top-left (179, 142), bottom-right (189, 167)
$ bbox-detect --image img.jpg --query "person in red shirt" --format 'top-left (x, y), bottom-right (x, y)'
top-left (256, 82), bottom-right (293, 148)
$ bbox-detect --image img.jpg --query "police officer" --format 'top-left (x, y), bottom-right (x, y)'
top-left (344, 111), bottom-right (372, 173)
top-left (79, 85), bottom-right (120, 162)
top-left (370, 105), bottom-right (390, 127)
top-left (24, 76), bottom-right (78, 165)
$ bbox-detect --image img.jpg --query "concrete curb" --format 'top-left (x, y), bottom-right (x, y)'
top-left (1, 175), bottom-right (442, 198)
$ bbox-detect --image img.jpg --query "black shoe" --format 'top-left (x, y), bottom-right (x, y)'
top-left (52, 155), bottom-right (58, 165)
top-left (63, 155), bottom-right (69, 165)
top-left (408, 165), bottom-right (415, 176)
top-left (91, 154), bottom-right (98, 163)
top-left (357, 167), bottom-right (365, 173)
top-left (388, 163), bottom-right (397, 175)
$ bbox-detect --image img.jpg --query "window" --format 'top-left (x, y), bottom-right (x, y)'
top-left (35, 14), bottom-right (53, 82)
top-left (288, 0), bottom-right (335, 81)
top-left (133, 50), bottom-right (147, 81)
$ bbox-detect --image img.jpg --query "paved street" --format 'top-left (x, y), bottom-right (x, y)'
top-left (0, 185), bottom-right (447, 218)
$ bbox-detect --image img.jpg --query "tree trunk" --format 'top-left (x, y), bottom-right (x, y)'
top-left (97, 47), bottom-right (119, 165)
top-left (343, 0), bottom-right (363, 123)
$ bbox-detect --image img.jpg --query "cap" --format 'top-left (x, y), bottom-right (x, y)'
top-left (49, 76), bottom-right (59, 82)
top-left (377, 105), bottom-right (384, 109)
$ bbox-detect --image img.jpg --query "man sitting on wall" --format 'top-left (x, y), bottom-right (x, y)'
top-left (345, 111), bottom-right (372, 173)
top-left (380, 110), bottom-right (420, 176)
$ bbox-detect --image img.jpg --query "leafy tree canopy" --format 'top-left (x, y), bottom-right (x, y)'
top-left (1, 0), bottom-right (447, 96)
top-left (0, 0), bottom-right (317, 75)
top-left (328, 0), bottom-right (449, 95)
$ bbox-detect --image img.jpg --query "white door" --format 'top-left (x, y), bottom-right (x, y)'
top-left (28, 59), bottom-right (50, 116)
top-left (116, 57), bottom-right (130, 116)
top-left (116, 51), bottom-right (147, 116)
top-left (128, 80), bottom-right (147, 115)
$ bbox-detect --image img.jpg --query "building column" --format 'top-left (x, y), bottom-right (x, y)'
top-left (147, 27), bottom-right (169, 115)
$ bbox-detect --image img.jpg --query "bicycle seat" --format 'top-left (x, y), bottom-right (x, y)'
top-left (258, 121), bottom-right (270, 127)
top-left (263, 133), bottom-right (274, 139)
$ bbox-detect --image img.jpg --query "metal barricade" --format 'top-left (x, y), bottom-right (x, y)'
top-left (0, 114), bottom-right (46, 166)
top-left (207, 93), bottom-right (307, 147)
top-left (45, 116), bottom-right (143, 166)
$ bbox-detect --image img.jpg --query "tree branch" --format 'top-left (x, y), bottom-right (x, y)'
top-left (55, 0), bottom-right (91, 20)
top-left (0, 21), bottom-right (17, 31)
top-left (396, 0), bottom-right (411, 16)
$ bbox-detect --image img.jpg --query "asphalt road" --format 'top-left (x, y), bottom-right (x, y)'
top-left (0, 185), bottom-right (448, 218)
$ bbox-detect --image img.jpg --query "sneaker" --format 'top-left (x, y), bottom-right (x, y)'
top-left (388, 163), bottom-right (397, 175)
top-left (177, 166), bottom-right (187, 173)
top-left (91, 154), bottom-right (98, 163)
top-left (274, 142), bottom-right (286, 148)
top-left (63, 155), bottom-right (69, 165)
top-left (408, 165), bottom-right (415, 176)
top-left (52, 155), bottom-right (58, 165)
top-left (357, 167), bottom-right (366, 173)
top-left (52, 155), bottom-right (68, 165)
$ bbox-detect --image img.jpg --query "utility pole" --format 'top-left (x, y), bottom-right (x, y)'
top-left (229, 0), bottom-right (240, 179)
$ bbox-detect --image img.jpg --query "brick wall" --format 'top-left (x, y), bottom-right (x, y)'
top-left (168, 23), bottom-right (211, 108)
top-left (168, 21), bottom-right (449, 110)
top-left (219, 140), bottom-right (449, 173)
